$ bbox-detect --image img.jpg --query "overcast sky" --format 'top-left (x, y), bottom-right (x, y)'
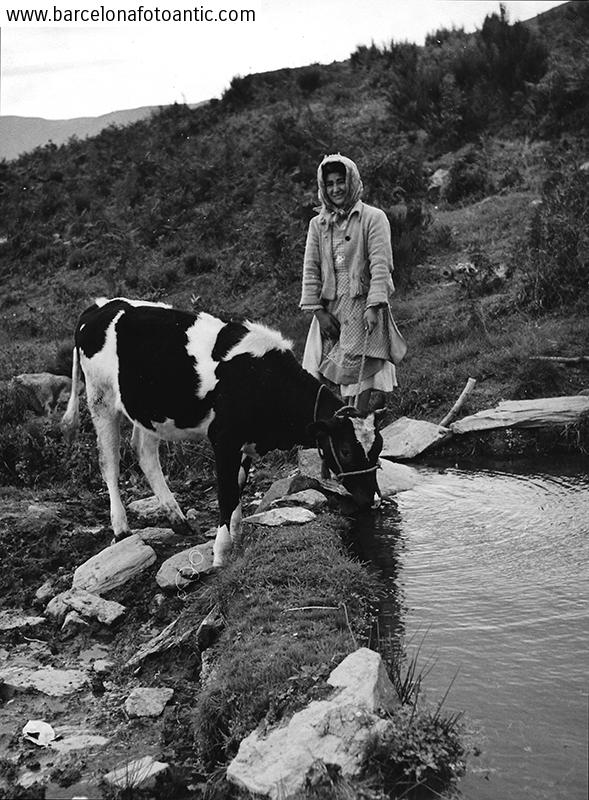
top-left (1, 0), bottom-right (566, 119)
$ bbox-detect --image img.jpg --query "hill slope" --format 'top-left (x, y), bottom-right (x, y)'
top-left (0, 0), bottom-right (587, 423)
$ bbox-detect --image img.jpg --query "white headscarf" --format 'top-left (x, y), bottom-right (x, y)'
top-left (317, 153), bottom-right (363, 223)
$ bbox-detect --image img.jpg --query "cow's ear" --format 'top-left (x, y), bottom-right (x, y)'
top-left (373, 408), bottom-right (387, 431)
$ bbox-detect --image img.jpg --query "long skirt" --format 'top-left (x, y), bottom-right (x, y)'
top-left (302, 268), bottom-right (405, 401)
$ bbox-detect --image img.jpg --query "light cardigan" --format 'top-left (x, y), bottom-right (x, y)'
top-left (299, 200), bottom-right (395, 311)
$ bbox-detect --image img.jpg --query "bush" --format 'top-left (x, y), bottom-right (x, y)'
top-left (514, 161), bottom-right (589, 311)
top-left (445, 152), bottom-right (493, 204)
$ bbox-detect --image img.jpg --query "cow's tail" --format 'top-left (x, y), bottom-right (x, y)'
top-left (60, 347), bottom-right (81, 445)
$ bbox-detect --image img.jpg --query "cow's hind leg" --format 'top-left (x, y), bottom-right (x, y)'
top-left (131, 425), bottom-right (192, 534)
top-left (88, 401), bottom-right (128, 539)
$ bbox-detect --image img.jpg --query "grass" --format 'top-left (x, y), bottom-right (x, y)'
top-left (179, 516), bottom-right (470, 798)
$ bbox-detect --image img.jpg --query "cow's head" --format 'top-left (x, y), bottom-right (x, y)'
top-left (309, 406), bottom-right (385, 509)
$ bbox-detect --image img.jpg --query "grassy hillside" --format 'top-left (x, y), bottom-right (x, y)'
top-left (0, 0), bottom-right (587, 431)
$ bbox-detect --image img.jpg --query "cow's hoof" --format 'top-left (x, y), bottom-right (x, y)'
top-left (111, 529), bottom-right (133, 545)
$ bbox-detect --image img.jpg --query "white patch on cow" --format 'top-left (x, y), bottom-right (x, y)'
top-left (185, 312), bottom-right (226, 399)
top-left (95, 296), bottom-right (172, 309)
top-left (224, 321), bottom-right (292, 360)
top-left (151, 411), bottom-right (215, 441)
top-left (351, 414), bottom-right (376, 458)
top-left (80, 311), bottom-right (125, 412)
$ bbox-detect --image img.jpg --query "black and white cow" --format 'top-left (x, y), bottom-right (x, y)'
top-left (61, 298), bottom-right (384, 567)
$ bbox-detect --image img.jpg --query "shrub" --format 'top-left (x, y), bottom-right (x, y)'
top-left (445, 152), bottom-right (492, 204)
top-left (297, 67), bottom-right (322, 96)
top-left (514, 161), bottom-right (589, 311)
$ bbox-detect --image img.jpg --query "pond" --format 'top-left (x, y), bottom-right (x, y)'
top-left (354, 456), bottom-right (588, 799)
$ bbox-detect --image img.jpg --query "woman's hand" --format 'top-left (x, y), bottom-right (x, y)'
top-left (363, 306), bottom-right (379, 334)
top-left (314, 309), bottom-right (340, 339)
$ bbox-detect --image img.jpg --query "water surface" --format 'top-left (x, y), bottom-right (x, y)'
top-left (361, 458), bottom-right (588, 799)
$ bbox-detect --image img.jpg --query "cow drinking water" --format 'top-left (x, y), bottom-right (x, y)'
top-left (61, 298), bottom-right (385, 567)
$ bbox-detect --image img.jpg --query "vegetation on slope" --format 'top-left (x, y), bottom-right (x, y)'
top-left (0, 6), bottom-right (587, 795)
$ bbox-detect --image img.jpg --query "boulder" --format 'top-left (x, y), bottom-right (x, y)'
top-left (124, 687), bottom-right (174, 718)
top-left (227, 648), bottom-right (398, 800)
top-left (72, 534), bottom-right (156, 595)
top-left (156, 541), bottom-right (215, 590)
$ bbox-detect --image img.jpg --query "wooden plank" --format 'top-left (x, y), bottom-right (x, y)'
top-left (381, 416), bottom-right (452, 459)
top-left (451, 396), bottom-right (589, 434)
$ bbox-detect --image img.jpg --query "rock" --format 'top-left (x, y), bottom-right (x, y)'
top-left (297, 450), bottom-right (352, 497)
top-left (155, 541), bottom-right (214, 590)
top-left (378, 459), bottom-right (422, 495)
top-left (270, 489), bottom-right (328, 511)
top-left (255, 453), bottom-right (349, 515)
top-left (104, 756), bottom-right (169, 789)
top-left (135, 527), bottom-right (181, 546)
top-left (451, 395), bottom-right (589, 433)
top-left (46, 588), bottom-right (126, 626)
top-left (381, 416), bottom-right (451, 459)
top-left (128, 496), bottom-right (166, 523)
top-left (0, 666), bottom-right (87, 697)
top-left (124, 687), bottom-right (174, 718)
top-left (72, 534), bottom-right (156, 595)
top-left (196, 605), bottom-right (224, 650)
top-left (92, 659), bottom-right (114, 675)
top-left (60, 610), bottom-right (89, 636)
top-left (35, 579), bottom-right (56, 604)
top-left (0, 610), bottom-right (46, 631)
top-left (243, 507), bottom-right (316, 526)
top-left (50, 730), bottom-right (109, 753)
top-left (125, 618), bottom-right (195, 668)
top-left (227, 648), bottom-right (398, 799)
top-left (327, 647), bottom-right (398, 712)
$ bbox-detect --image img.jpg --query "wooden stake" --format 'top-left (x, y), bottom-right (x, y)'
top-left (439, 377), bottom-right (477, 427)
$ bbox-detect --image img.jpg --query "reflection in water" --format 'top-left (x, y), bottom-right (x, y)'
top-left (352, 458), bottom-right (589, 800)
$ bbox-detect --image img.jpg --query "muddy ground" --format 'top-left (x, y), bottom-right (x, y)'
top-left (0, 472), bottom-right (269, 800)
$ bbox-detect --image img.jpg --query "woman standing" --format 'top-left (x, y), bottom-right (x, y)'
top-left (300, 153), bottom-right (406, 413)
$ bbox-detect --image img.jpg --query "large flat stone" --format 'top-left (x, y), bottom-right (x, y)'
top-left (381, 417), bottom-right (451, 459)
top-left (243, 507), bottom-right (316, 526)
top-left (73, 534), bottom-right (156, 595)
top-left (0, 666), bottom-right (87, 697)
top-left (104, 756), bottom-right (169, 789)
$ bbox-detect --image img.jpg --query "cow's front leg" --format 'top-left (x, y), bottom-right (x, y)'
top-left (210, 441), bottom-right (243, 569)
